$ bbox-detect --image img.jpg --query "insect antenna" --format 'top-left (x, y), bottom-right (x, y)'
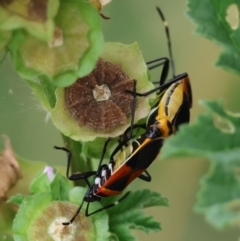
top-left (156, 6), bottom-right (176, 78)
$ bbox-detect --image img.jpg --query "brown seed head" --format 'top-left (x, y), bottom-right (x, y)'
top-left (28, 0), bottom-right (48, 22)
top-left (65, 58), bottom-right (135, 131)
top-left (0, 135), bottom-right (22, 201)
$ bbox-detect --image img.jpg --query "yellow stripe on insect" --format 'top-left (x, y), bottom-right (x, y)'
top-left (156, 81), bottom-right (183, 123)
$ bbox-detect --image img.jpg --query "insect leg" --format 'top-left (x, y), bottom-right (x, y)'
top-left (138, 170), bottom-right (152, 182)
top-left (112, 80), bottom-right (137, 159)
top-left (133, 72), bottom-right (188, 97)
top-left (54, 146), bottom-right (96, 187)
top-left (147, 57), bottom-right (169, 86)
top-left (126, 79), bottom-right (137, 140)
top-left (62, 198), bottom-right (85, 225)
top-left (85, 191), bottom-right (130, 216)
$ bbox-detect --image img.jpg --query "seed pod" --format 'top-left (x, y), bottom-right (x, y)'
top-left (65, 58), bottom-right (135, 131)
top-left (29, 201), bottom-right (94, 241)
top-left (51, 42), bottom-right (153, 141)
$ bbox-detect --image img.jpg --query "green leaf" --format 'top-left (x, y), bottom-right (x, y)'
top-left (196, 162), bottom-right (240, 229)
top-left (104, 189), bottom-right (168, 241)
top-left (161, 99), bottom-right (240, 229)
top-left (187, 0), bottom-right (240, 76)
top-left (161, 100), bottom-right (240, 161)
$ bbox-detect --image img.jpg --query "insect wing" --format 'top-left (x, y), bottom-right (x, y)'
top-left (146, 90), bottom-right (165, 127)
top-left (99, 137), bottom-right (164, 194)
top-left (171, 77), bottom-right (192, 130)
top-left (182, 76), bottom-right (192, 108)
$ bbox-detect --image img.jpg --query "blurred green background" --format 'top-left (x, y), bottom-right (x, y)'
top-left (1, 0), bottom-right (240, 240)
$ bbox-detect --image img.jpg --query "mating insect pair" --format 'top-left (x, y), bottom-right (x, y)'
top-left (55, 7), bottom-right (192, 225)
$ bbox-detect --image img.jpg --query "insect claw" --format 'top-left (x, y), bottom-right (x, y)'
top-left (53, 145), bottom-right (63, 150)
top-left (62, 221), bottom-right (71, 226)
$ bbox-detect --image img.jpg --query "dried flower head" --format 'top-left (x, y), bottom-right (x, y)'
top-left (0, 0), bottom-right (59, 41)
top-left (12, 180), bottom-right (110, 241)
top-left (51, 42), bottom-right (154, 141)
top-left (0, 135), bottom-right (22, 201)
top-left (65, 58), bottom-right (135, 131)
top-left (4, 0), bottom-right (104, 86)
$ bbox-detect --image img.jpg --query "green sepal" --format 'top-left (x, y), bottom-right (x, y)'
top-left (13, 192), bottom-right (53, 241)
top-left (0, 0), bottom-right (58, 41)
top-left (25, 79), bottom-right (52, 111)
top-left (82, 137), bottom-right (119, 161)
top-left (69, 186), bottom-right (87, 204)
top-left (39, 76), bottom-right (57, 108)
top-left (8, 0), bottom-right (104, 87)
top-left (7, 194), bottom-right (25, 207)
top-left (29, 167), bottom-right (72, 201)
top-left (29, 171), bottom-right (53, 194)
top-left (50, 172), bottom-right (72, 201)
top-left (82, 138), bottom-right (108, 160)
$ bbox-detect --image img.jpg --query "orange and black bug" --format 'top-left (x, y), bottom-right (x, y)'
top-left (106, 6), bottom-right (192, 185)
top-left (54, 6), bottom-right (192, 225)
top-left (106, 75), bottom-right (192, 193)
